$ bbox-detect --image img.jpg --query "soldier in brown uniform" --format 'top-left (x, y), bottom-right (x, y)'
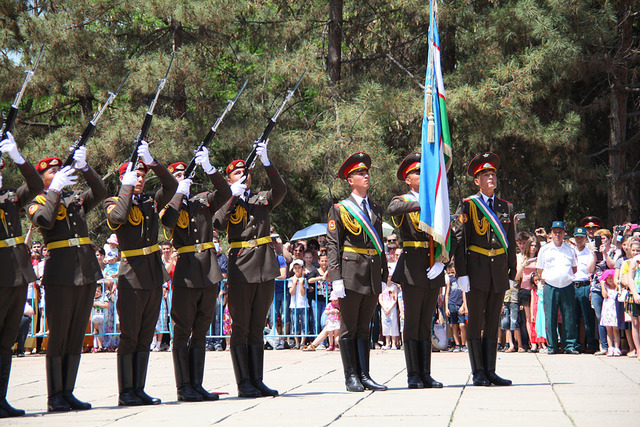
top-left (386, 152), bottom-right (445, 389)
top-left (27, 146), bottom-right (107, 412)
top-left (327, 152), bottom-right (388, 393)
top-left (104, 141), bottom-right (177, 406)
top-left (161, 148), bottom-right (231, 402)
top-left (0, 133), bottom-right (43, 418)
top-left (452, 153), bottom-right (515, 386)
top-left (213, 142), bottom-right (285, 398)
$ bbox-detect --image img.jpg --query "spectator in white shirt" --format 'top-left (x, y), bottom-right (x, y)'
top-left (536, 221), bottom-right (579, 354)
top-left (572, 227), bottom-right (598, 353)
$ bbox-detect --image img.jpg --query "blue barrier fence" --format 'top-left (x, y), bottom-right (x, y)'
top-left (25, 277), bottom-right (331, 344)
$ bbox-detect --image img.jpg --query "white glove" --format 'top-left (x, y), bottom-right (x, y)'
top-left (121, 163), bottom-right (138, 186)
top-left (332, 279), bottom-right (346, 298)
top-left (137, 140), bottom-right (154, 165)
top-left (255, 140), bottom-right (270, 166)
top-left (176, 178), bottom-right (192, 196)
top-left (195, 147), bottom-right (216, 174)
top-left (230, 175), bottom-right (247, 198)
top-left (48, 166), bottom-right (77, 192)
top-left (0, 132), bottom-right (25, 164)
top-left (427, 261), bottom-right (445, 280)
top-left (72, 145), bottom-right (87, 170)
top-left (458, 276), bottom-right (470, 293)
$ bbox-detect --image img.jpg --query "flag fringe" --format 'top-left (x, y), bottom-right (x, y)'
top-left (418, 219), bottom-right (449, 263)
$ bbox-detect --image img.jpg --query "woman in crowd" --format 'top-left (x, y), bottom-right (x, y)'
top-left (590, 229), bottom-right (616, 355)
top-left (515, 237), bottom-right (541, 351)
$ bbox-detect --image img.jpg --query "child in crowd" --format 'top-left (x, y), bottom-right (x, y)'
top-left (445, 264), bottom-right (467, 352)
top-left (600, 269), bottom-right (621, 356)
top-left (530, 271), bottom-right (547, 353)
top-left (92, 285), bottom-right (109, 352)
top-left (324, 292), bottom-right (341, 351)
top-left (289, 260), bottom-right (308, 349)
top-left (222, 282), bottom-right (232, 351)
top-left (628, 253), bottom-right (640, 360)
top-left (151, 283), bottom-right (170, 351)
top-left (103, 253), bottom-right (120, 279)
top-left (103, 233), bottom-right (119, 260)
top-left (379, 280), bottom-right (400, 350)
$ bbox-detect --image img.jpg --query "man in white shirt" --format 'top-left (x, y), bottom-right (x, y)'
top-left (536, 221), bottom-right (579, 354)
top-left (572, 227), bottom-right (598, 353)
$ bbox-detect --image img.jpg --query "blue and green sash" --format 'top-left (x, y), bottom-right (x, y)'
top-left (340, 199), bottom-right (384, 257)
top-left (466, 194), bottom-right (509, 251)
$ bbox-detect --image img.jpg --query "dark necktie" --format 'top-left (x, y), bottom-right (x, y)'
top-left (488, 198), bottom-right (493, 212)
top-left (362, 199), bottom-right (371, 222)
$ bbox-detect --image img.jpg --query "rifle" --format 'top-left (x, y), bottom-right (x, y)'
top-left (0, 44), bottom-right (45, 167)
top-left (185, 79), bottom-right (248, 178)
top-left (244, 70), bottom-right (306, 175)
top-left (62, 72), bottom-right (130, 167)
top-left (128, 52), bottom-right (175, 167)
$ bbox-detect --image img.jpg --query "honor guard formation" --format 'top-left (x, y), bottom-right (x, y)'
top-left (1, 51), bottom-right (638, 420)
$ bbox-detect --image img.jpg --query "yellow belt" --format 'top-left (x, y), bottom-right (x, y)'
top-left (229, 236), bottom-right (272, 249)
top-left (343, 246), bottom-right (379, 256)
top-left (47, 237), bottom-right (92, 250)
top-left (0, 235), bottom-right (26, 248)
top-left (121, 244), bottom-right (160, 258)
top-left (468, 244), bottom-right (505, 257)
top-left (177, 242), bottom-right (215, 254)
top-left (403, 241), bottom-right (429, 249)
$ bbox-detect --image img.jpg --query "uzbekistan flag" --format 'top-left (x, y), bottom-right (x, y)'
top-left (418, 0), bottom-right (452, 262)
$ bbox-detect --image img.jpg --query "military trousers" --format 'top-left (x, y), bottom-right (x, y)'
top-left (402, 285), bottom-right (440, 341)
top-left (339, 289), bottom-right (378, 340)
top-left (117, 287), bottom-right (163, 354)
top-left (228, 280), bottom-right (274, 347)
top-left (45, 283), bottom-right (96, 357)
top-left (0, 285), bottom-right (28, 355)
top-left (466, 286), bottom-right (504, 340)
top-left (171, 286), bottom-right (218, 349)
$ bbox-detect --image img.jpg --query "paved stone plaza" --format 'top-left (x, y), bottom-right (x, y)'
top-left (5, 349), bottom-right (640, 426)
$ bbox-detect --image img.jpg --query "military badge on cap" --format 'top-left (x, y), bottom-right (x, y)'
top-left (397, 152), bottom-right (420, 181)
top-left (467, 152), bottom-right (500, 177)
top-left (35, 157), bottom-right (62, 173)
top-left (338, 152), bottom-right (371, 180)
top-left (226, 160), bottom-right (245, 175)
top-left (168, 162), bottom-right (187, 174)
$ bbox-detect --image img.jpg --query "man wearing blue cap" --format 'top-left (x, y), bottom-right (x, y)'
top-left (572, 227), bottom-right (598, 353)
top-left (536, 221), bottom-right (579, 354)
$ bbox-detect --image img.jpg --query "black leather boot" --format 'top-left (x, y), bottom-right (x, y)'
top-left (134, 352), bottom-right (161, 405)
top-left (0, 355), bottom-right (24, 418)
top-left (248, 345), bottom-right (278, 397)
top-left (483, 338), bottom-right (512, 386)
top-left (418, 340), bottom-right (443, 388)
top-left (339, 339), bottom-right (364, 392)
top-left (189, 347), bottom-right (219, 401)
top-left (356, 338), bottom-right (387, 391)
top-left (403, 340), bottom-right (424, 389)
top-left (46, 356), bottom-right (70, 412)
top-left (468, 338), bottom-right (490, 386)
top-left (118, 353), bottom-right (143, 406)
top-left (173, 348), bottom-right (203, 402)
top-left (62, 354), bottom-right (91, 410)
top-left (230, 345), bottom-right (261, 398)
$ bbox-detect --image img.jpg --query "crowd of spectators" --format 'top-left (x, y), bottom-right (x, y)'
top-left (12, 215), bottom-right (640, 362)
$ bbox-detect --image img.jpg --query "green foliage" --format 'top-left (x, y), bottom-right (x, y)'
top-left (1, 0), bottom-right (638, 244)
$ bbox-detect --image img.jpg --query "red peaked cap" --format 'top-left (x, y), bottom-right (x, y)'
top-left (397, 152), bottom-right (420, 181)
top-left (467, 152), bottom-right (500, 177)
top-left (168, 162), bottom-right (187, 174)
top-left (338, 152), bottom-right (371, 180)
top-left (226, 160), bottom-right (246, 175)
top-left (118, 161), bottom-right (149, 176)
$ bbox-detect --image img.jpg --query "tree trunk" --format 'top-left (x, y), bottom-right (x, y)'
top-left (171, 19), bottom-right (186, 118)
top-left (608, 0), bottom-right (632, 226)
top-left (327, 0), bottom-right (343, 85)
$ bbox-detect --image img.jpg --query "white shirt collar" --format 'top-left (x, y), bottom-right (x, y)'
top-left (410, 190), bottom-right (419, 200)
top-left (350, 192), bottom-right (371, 216)
top-left (480, 192), bottom-right (494, 205)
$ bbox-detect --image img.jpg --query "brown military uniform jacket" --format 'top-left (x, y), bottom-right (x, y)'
top-left (27, 166), bottom-right (107, 286)
top-left (452, 192), bottom-right (516, 292)
top-left (0, 161), bottom-right (43, 287)
top-left (104, 162), bottom-right (177, 290)
top-left (213, 165), bottom-right (286, 284)
top-left (327, 194), bottom-right (389, 296)
top-left (386, 193), bottom-right (446, 289)
top-left (161, 171), bottom-right (231, 288)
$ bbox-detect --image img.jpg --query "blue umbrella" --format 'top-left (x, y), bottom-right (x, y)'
top-left (290, 223), bottom-right (328, 241)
